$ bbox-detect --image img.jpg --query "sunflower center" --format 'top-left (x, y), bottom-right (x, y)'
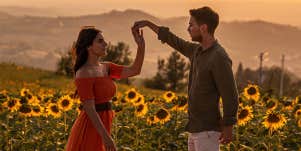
top-left (62, 99), bottom-right (70, 107)
top-left (178, 98), bottom-right (188, 107)
top-left (262, 96), bottom-right (270, 102)
top-left (238, 109), bottom-right (249, 119)
top-left (19, 105), bottom-right (31, 114)
top-left (247, 87), bottom-right (257, 95)
top-left (128, 91), bottom-right (136, 99)
top-left (20, 97), bottom-right (28, 104)
top-left (149, 116), bottom-right (155, 121)
top-left (0, 94), bottom-right (7, 99)
top-left (266, 101), bottom-right (276, 109)
top-left (137, 104), bottom-right (144, 112)
top-left (156, 109), bottom-right (168, 120)
top-left (51, 105), bottom-right (59, 113)
top-left (167, 93), bottom-right (172, 98)
top-left (33, 108), bottom-right (41, 113)
top-left (283, 101), bottom-right (292, 106)
top-left (112, 96), bottom-right (117, 102)
top-left (37, 96), bottom-right (42, 101)
top-left (8, 100), bottom-right (17, 108)
top-left (135, 97), bottom-right (142, 103)
top-left (267, 114), bottom-right (281, 123)
top-left (27, 94), bottom-right (32, 99)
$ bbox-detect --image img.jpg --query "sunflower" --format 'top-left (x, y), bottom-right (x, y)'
top-left (120, 98), bottom-right (127, 104)
top-left (297, 119), bottom-right (301, 128)
top-left (114, 105), bottom-right (123, 113)
top-left (20, 88), bottom-right (30, 97)
top-left (36, 94), bottom-right (45, 102)
top-left (154, 108), bottom-right (171, 124)
top-left (146, 97), bottom-right (155, 103)
top-left (265, 98), bottom-right (278, 111)
top-left (58, 95), bottom-right (73, 111)
top-left (31, 105), bottom-right (44, 117)
top-left (237, 106), bottom-right (254, 126)
top-left (294, 109), bottom-right (301, 119)
top-left (147, 116), bottom-right (156, 125)
top-left (262, 111), bottom-right (287, 132)
top-left (243, 84), bottom-right (260, 102)
top-left (0, 90), bottom-right (8, 100)
top-left (132, 94), bottom-right (145, 106)
top-left (281, 100), bottom-right (293, 111)
top-left (111, 96), bottom-right (118, 104)
top-left (163, 91), bottom-right (177, 103)
top-left (28, 96), bottom-right (40, 106)
top-left (171, 96), bottom-right (188, 111)
top-left (293, 96), bottom-right (301, 106)
top-left (261, 95), bottom-right (270, 104)
top-left (76, 106), bottom-right (82, 115)
top-left (46, 103), bottom-right (61, 118)
top-left (18, 104), bottom-right (32, 117)
top-left (42, 94), bottom-right (54, 104)
top-left (26, 92), bottom-right (34, 101)
top-left (125, 88), bottom-right (139, 102)
top-left (135, 103), bottom-right (148, 117)
top-left (2, 97), bottom-right (21, 112)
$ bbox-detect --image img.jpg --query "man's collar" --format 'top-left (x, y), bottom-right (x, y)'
top-left (198, 39), bottom-right (218, 53)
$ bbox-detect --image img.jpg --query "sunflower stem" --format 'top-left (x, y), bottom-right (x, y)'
top-left (174, 107), bottom-right (178, 151)
top-left (235, 126), bottom-right (239, 149)
top-left (64, 112), bottom-right (67, 140)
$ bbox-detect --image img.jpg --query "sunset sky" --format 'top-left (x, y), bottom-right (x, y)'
top-left (1, 0), bottom-right (300, 26)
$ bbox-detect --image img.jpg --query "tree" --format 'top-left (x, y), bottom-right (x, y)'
top-left (56, 49), bottom-right (73, 77)
top-left (103, 42), bottom-right (132, 65)
top-left (144, 58), bottom-right (167, 90)
top-left (165, 51), bottom-right (188, 91)
top-left (56, 41), bottom-right (133, 84)
top-left (103, 42), bottom-right (133, 84)
top-left (144, 51), bottom-right (189, 92)
top-left (235, 62), bottom-right (244, 91)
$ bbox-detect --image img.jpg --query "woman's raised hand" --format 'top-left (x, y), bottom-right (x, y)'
top-left (131, 26), bottom-right (145, 49)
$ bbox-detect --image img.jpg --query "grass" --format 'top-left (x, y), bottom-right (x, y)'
top-left (0, 62), bottom-right (178, 97)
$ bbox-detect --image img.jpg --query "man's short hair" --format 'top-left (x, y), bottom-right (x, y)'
top-left (189, 6), bottom-right (219, 34)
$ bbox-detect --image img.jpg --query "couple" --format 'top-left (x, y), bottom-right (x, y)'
top-left (66, 6), bottom-right (238, 151)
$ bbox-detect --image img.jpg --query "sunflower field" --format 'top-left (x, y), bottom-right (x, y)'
top-left (0, 64), bottom-right (301, 151)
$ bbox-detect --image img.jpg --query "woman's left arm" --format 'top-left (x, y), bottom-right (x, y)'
top-left (119, 26), bottom-right (145, 78)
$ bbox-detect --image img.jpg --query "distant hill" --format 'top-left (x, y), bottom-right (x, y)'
top-left (0, 9), bottom-right (300, 78)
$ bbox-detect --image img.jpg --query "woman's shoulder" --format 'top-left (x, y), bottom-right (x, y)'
top-left (75, 62), bottom-right (110, 79)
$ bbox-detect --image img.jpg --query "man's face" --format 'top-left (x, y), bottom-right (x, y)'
top-left (187, 16), bottom-right (204, 42)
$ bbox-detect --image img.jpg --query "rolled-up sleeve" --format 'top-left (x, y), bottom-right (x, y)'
top-left (157, 26), bottom-right (200, 60)
top-left (211, 51), bottom-right (239, 126)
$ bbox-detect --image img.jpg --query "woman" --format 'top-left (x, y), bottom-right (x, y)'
top-left (66, 25), bottom-right (145, 151)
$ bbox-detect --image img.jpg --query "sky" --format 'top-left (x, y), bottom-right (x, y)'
top-left (0, 0), bottom-right (301, 26)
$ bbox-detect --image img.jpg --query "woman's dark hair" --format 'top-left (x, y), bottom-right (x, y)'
top-left (72, 26), bottom-right (101, 75)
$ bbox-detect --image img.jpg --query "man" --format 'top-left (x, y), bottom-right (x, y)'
top-left (134, 6), bottom-right (238, 151)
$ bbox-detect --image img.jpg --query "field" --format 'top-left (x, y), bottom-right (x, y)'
top-left (0, 63), bottom-right (300, 151)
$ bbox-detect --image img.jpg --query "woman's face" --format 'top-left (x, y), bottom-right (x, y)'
top-left (88, 33), bottom-right (108, 57)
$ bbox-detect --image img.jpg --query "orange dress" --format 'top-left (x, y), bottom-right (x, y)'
top-left (66, 63), bottom-right (123, 151)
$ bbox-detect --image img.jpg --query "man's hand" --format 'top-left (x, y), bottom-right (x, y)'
top-left (134, 20), bottom-right (150, 29)
top-left (133, 20), bottom-right (159, 34)
top-left (219, 125), bottom-right (233, 144)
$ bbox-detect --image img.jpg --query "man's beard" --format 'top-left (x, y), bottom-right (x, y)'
top-left (191, 35), bottom-right (203, 42)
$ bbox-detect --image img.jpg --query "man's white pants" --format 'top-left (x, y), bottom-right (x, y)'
top-left (188, 131), bottom-right (221, 151)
